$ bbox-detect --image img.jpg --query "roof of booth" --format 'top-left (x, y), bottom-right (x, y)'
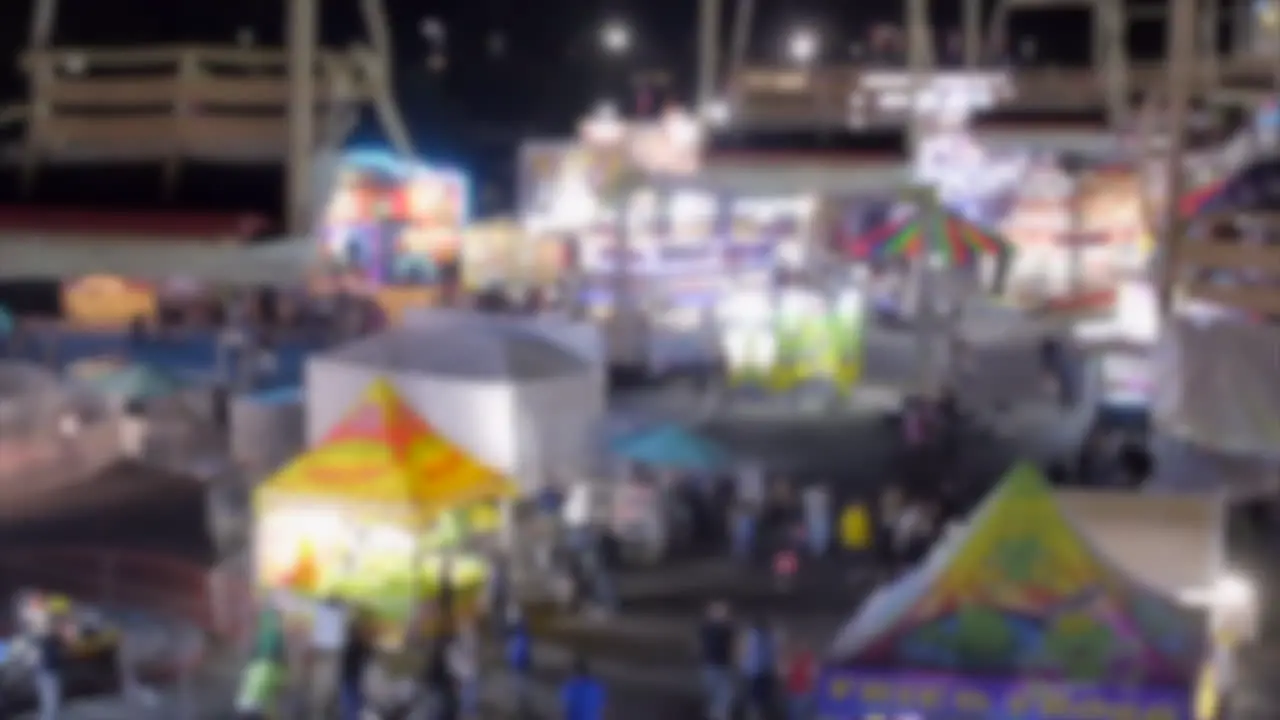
top-left (0, 236), bottom-right (315, 283)
top-left (323, 323), bottom-right (591, 381)
top-left (829, 463), bottom-right (1204, 685)
top-left (258, 378), bottom-right (517, 517)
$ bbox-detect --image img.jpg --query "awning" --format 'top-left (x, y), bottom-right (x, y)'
top-left (842, 207), bottom-right (1012, 265)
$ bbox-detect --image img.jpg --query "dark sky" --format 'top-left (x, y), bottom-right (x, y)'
top-left (0, 0), bottom-right (1198, 214)
top-left (0, 0), bottom-right (1178, 141)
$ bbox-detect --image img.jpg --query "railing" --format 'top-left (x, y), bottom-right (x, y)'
top-left (730, 58), bottom-right (1280, 128)
top-left (15, 44), bottom-right (376, 163)
top-left (0, 547), bottom-right (215, 629)
top-left (0, 417), bottom-right (122, 497)
top-left (1179, 218), bottom-right (1280, 316)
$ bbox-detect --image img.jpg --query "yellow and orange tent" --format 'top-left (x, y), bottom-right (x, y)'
top-left (257, 378), bottom-right (517, 523)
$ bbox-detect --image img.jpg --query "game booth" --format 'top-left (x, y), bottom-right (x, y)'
top-left (316, 151), bottom-right (470, 322)
top-left (254, 378), bottom-right (517, 628)
top-left (717, 284), bottom-right (868, 397)
top-left (818, 464), bottom-right (1221, 720)
top-left (1152, 155), bottom-right (1280, 460)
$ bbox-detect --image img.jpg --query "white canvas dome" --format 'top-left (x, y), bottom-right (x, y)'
top-left (306, 312), bottom-right (605, 491)
top-left (323, 324), bottom-right (590, 382)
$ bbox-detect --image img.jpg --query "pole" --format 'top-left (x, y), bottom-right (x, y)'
top-left (905, 0), bottom-right (939, 396)
top-left (286, 0), bottom-right (318, 237)
top-left (697, 0), bottom-right (722, 111)
top-left (727, 0), bottom-right (755, 102)
top-left (1065, 156), bottom-right (1085, 297)
top-left (1156, 0), bottom-right (1196, 317)
top-left (962, 0), bottom-right (981, 67)
top-left (1098, 0), bottom-right (1129, 127)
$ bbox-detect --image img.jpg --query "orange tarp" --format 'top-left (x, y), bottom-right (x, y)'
top-left (259, 378), bottom-right (516, 518)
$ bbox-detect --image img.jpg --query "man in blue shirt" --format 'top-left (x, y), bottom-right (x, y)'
top-left (561, 657), bottom-right (605, 720)
top-left (505, 608), bottom-right (534, 714)
top-left (739, 617), bottom-right (779, 720)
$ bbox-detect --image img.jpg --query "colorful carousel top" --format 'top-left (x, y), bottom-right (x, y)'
top-left (830, 463), bottom-right (1204, 685)
top-left (844, 207), bottom-right (1012, 266)
top-left (258, 378), bottom-right (516, 520)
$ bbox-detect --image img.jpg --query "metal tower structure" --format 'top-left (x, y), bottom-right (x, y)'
top-left (708, 0), bottom-right (1275, 131)
top-left (11, 0), bottom-right (416, 236)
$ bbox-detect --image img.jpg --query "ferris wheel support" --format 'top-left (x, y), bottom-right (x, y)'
top-left (1156, 0), bottom-right (1198, 318)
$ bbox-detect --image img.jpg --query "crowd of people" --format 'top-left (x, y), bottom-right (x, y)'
top-left (698, 600), bottom-right (818, 720)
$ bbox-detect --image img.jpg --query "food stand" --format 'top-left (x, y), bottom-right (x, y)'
top-left (315, 151), bottom-right (468, 322)
top-left (717, 286), bottom-right (866, 395)
top-left (819, 464), bottom-right (1213, 720)
top-left (254, 378), bottom-right (517, 624)
top-left (61, 274), bottom-right (158, 328)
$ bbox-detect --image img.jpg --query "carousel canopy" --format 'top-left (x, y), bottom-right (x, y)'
top-left (844, 207), bottom-right (1011, 265)
top-left (258, 378), bottom-right (516, 520)
top-left (1180, 179), bottom-right (1226, 218)
top-left (611, 424), bottom-right (729, 472)
top-left (1187, 157), bottom-right (1280, 219)
top-left (829, 463), bottom-right (1203, 685)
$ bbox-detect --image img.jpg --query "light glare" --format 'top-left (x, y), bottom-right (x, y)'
top-left (787, 29), bottom-right (819, 64)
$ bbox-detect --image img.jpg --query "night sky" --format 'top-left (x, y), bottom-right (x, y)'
top-left (0, 0), bottom-right (1197, 214)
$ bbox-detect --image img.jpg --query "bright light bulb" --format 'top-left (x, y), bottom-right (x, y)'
top-left (601, 21), bottom-right (631, 54)
top-left (787, 29), bottom-right (819, 64)
top-left (703, 100), bottom-right (731, 126)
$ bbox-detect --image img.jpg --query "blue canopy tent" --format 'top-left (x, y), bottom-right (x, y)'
top-left (610, 424), bottom-right (729, 472)
top-left (70, 361), bottom-right (185, 401)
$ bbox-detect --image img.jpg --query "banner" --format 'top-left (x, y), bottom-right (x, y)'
top-left (61, 274), bottom-right (158, 327)
top-left (816, 671), bottom-right (1192, 720)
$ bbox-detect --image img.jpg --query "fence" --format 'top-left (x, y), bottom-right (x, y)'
top-left (0, 415), bottom-right (122, 497)
top-left (0, 546), bottom-right (250, 640)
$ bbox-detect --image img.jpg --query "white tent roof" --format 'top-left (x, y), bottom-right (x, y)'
top-left (324, 323), bottom-right (591, 381)
top-left (0, 237), bottom-right (316, 284)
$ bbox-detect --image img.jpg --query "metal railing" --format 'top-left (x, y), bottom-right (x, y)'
top-left (0, 416), bottom-right (121, 496)
top-left (0, 547), bottom-right (215, 631)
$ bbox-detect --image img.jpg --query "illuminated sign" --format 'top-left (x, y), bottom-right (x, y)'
top-left (817, 672), bottom-right (1191, 720)
top-left (854, 71), bottom-right (1013, 119)
top-left (321, 151), bottom-right (469, 286)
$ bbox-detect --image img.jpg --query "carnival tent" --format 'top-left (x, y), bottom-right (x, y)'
top-left (820, 463), bottom-right (1204, 719)
top-left (611, 424), bottom-right (729, 472)
top-left (258, 377), bottom-right (517, 523)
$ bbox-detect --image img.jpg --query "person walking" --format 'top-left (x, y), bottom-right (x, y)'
top-left (423, 633), bottom-right (459, 720)
top-left (801, 483), bottom-right (831, 558)
top-left (337, 612), bottom-right (372, 720)
top-left (783, 644), bottom-right (817, 720)
top-left (560, 656), bottom-right (606, 720)
top-left (699, 601), bottom-right (736, 720)
top-left (739, 617), bottom-right (779, 720)
top-left (449, 624), bottom-right (480, 720)
top-left (504, 607), bottom-right (535, 716)
top-left (731, 500), bottom-right (759, 562)
top-left (309, 596), bottom-right (349, 717)
top-left (33, 617), bottom-right (64, 720)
